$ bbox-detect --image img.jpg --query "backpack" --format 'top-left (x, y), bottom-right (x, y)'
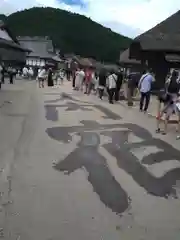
top-left (167, 77), bottom-right (180, 94)
top-left (159, 73), bottom-right (180, 103)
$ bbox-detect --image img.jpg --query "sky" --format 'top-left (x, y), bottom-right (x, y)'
top-left (0, 0), bottom-right (180, 38)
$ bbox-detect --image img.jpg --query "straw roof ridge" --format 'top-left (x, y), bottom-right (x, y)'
top-left (18, 36), bottom-right (55, 58)
top-left (119, 48), bottom-right (141, 65)
top-left (133, 10), bottom-right (180, 51)
top-left (0, 21), bottom-right (30, 52)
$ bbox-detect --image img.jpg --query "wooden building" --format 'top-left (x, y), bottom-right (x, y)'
top-left (0, 20), bottom-right (28, 67)
top-left (18, 36), bottom-right (62, 69)
top-left (124, 10), bottom-right (180, 88)
top-left (120, 49), bottom-right (140, 66)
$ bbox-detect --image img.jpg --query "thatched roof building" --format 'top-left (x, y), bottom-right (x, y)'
top-left (119, 48), bottom-right (141, 66)
top-left (64, 53), bottom-right (118, 72)
top-left (0, 20), bottom-right (28, 65)
top-left (129, 10), bottom-right (180, 60)
top-left (127, 10), bottom-right (180, 88)
top-left (18, 36), bottom-right (60, 67)
top-left (18, 36), bottom-right (54, 59)
top-left (120, 49), bottom-right (180, 66)
top-left (135, 11), bottom-right (180, 52)
top-left (74, 56), bottom-right (93, 67)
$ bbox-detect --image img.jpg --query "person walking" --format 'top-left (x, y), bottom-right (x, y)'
top-left (75, 67), bottom-right (85, 91)
top-left (23, 66), bottom-right (28, 78)
top-left (28, 67), bottom-right (34, 80)
top-left (47, 68), bottom-right (54, 87)
top-left (8, 67), bottom-right (16, 84)
top-left (72, 69), bottom-right (76, 89)
top-left (93, 71), bottom-right (99, 95)
top-left (38, 67), bottom-right (46, 88)
top-left (88, 70), bottom-right (96, 95)
top-left (98, 69), bottom-right (106, 100)
top-left (127, 71), bottom-right (141, 106)
top-left (1, 62), bottom-right (5, 84)
top-left (156, 69), bottom-right (180, 135)
top-left (138, 69), bottom-right (155, 113)
top-left (106, 70), bottom-right (117, 104)
top-left (84, 67), bottom-right (93, 94)
top-left (66, 61), bottom-right (71, 81)
top-left (115, 69), bottom-right (123, 101)
top-left (59, 69), bottom-right (65, 85)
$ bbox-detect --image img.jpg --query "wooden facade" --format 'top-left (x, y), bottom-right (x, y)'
top-left (18, 36), bottom-right (61, 69)
top-left (124, 10), bottom-right (180, 88)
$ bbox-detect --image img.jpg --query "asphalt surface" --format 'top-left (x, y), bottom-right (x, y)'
top-left (0, 79), bottom-right (180, 239)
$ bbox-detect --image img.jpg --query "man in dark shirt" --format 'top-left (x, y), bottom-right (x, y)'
top-left (98, 69), bottom-right (107, 99)
top-left (1, 62), bottom-right (5, 84)
top-left (115, 70), bottom-right (123, 101)
top-left (127, 72), bottom-right (141, 106)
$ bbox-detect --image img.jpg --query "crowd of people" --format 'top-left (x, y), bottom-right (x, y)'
top-left (72, 67), bottom-right (124, 104)
top-left (0, 63), bottom-right (17, 88)
top-left (2, 62), bottom-right (180, 139)
top-left (22, 66), bottom-right (34, 79)
top-left (36, 67), bottom-right (65, 88)
top-left (71, 66), bottom-right (180, 139)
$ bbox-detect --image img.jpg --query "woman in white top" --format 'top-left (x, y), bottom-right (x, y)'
top-left (28, 68), bottom-right (34, 79)
top-left (75, 68), bottom-right (85, 91)
top-left (38, 67), bottom-right (46, 88)
top-left (23, 67), bottom-right (28, 78)
top-left (106, 70), bottom-right (117, 104)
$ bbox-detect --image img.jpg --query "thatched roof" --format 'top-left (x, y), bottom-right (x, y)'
top-left (133, 10), bottom-right (180, 52)
top-left (52, 55), bottom-right (63, 62)
top-left (79, 57), bottom-right (93, 67)
top-left (72, 56), bottom-right (93, 67)
top-left (120, 49), bottom-right (180, 65)
top-left (18, 36), bottom-right (55, 58)
top-left (119, 48), bottom-right (141, 65)
top-left (103, 63), bottom-right (119, 72)
top-left (0, 21), bottom-right (29, 52)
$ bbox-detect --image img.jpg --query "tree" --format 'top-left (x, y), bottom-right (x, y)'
top-left (5, 7), bottom-right (132, 62)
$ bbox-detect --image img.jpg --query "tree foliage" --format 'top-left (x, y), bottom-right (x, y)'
top-left (5, 7), bottom-right (132, 62)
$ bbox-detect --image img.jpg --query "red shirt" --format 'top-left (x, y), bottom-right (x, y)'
top-left (85, 70), bottom-right (92, 82)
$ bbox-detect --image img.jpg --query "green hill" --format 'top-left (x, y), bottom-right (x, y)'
top-left (4, 7), bottom-right (132, 62)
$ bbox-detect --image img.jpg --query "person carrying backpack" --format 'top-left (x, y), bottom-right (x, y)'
top-left (156, 69), bottom-right (180, 135)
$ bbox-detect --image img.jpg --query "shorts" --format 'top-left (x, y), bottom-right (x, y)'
top-left (38, 77), bottom-right (44, 82)
top-left (162, 103), bottom-right (180, 119)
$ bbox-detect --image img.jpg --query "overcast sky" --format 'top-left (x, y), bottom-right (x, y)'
top-left (0, 0), bottom-right (180, 37)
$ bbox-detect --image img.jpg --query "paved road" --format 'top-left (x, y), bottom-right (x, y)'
top-left (0, 80), bottom-right (180, 239)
